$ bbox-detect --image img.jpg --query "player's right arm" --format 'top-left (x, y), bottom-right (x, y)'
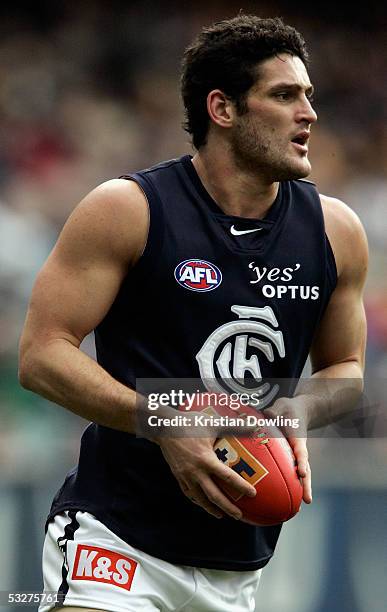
top-left (19, 178), bottom-right (148, 432)
top-left (19, 180), bottom-right (255, 519)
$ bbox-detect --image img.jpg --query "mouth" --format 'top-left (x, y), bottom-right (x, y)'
top-left (290, 131), bottom-right (310, 153)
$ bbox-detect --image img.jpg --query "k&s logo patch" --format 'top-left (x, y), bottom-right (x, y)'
top-left (174, 259), bottom-right (222, 292)
top-left (72, 544), bottom-right (137, 590)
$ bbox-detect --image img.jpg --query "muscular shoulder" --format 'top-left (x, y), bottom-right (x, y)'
top-left (319, 194), bottom-right (368, 282)
top-left (60, 178), bottom-right (149, 269)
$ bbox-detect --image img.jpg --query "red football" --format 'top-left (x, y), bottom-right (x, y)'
top-left (213, 427), bottom-right (303, 526)
top-left (183, 394), bottom-right (303, 526)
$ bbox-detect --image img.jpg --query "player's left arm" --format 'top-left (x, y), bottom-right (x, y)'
top-left (303, 194), bottom-right (368, 417)
top-left (266, 195), bottom-right (368, 503)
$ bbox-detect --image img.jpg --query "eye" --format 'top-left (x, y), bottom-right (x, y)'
top-left (274, 92), bottom-right (292, 101)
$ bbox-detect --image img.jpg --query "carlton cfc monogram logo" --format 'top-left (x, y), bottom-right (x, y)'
top-left (174, 259), bottom-right (222, 292)
top-left (196, 305), bottom-right (285, 408)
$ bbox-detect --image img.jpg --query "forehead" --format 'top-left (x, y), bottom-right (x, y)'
top-left (252, 53), bottom-right (312, 91)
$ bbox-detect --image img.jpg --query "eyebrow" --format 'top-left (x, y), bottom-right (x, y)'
top-left (268, 82), bottom-right (315, 96)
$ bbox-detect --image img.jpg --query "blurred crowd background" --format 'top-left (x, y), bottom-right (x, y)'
top-left (0, 2), bottom-right (386, 611)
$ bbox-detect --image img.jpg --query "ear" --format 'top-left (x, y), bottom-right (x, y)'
top-left (207, 89), bottom-right (235, 129)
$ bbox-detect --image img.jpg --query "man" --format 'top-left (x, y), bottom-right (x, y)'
top-left (19, 15), bottom-right (367, 612)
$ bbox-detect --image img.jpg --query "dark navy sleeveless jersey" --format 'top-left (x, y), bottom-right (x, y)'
top-left (47, 155), bottom-right (337, 571)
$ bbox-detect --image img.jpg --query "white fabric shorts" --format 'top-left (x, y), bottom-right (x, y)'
top-left (39, 510), bottom-right (261, 612)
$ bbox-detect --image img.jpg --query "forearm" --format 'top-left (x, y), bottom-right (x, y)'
top-left (295, 360), bottom-right (364, 430)
top-left (19, 338), bottom-right (138, 433)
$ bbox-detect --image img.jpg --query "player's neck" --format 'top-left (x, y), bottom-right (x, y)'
top-left (192, 146), bottom-right (279, 219)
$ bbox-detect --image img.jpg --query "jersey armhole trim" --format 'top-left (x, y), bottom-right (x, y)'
top-left (325, 233), bottom-right (338, 291)
top-left (119, 173), bottom-right (165, 267)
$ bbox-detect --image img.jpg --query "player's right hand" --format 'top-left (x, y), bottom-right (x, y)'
top-left (154, 423), bottom-right (256, 520)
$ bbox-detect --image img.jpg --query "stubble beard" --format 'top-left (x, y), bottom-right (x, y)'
top-left (230, 117), bottom-right (311, 182)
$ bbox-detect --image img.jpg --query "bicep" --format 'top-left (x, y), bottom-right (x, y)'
top-left (310, 281), bottom-right (367, 373)
top-left (26, 246), bottom-right (124, 347)
top-left (21, 179), bottom-right (148, 348)
top-left (311, 200), bottom-right (368, 373)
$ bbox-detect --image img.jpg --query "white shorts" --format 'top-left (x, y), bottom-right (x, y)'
top-left (39, 510), bottom-right (261, 612)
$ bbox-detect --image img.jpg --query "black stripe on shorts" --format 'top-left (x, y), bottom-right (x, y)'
top-left (55, 510), bottom-right (80, 607)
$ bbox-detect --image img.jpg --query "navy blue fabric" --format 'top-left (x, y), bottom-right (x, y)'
top-left (47, 155), bottom-right (337, 570)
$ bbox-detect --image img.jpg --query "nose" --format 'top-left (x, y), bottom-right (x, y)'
top-left (297, 96), bottom-right (318, 125)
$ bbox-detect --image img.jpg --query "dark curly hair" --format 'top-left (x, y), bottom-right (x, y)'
top-left (181, 15), bottom-right (309, 149)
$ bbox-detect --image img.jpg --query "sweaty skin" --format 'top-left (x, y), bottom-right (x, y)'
top-left (19, 53), bottom-right (367, 519)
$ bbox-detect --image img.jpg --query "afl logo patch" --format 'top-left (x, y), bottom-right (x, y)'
top-left (174, 259), bottom-right (222, 292)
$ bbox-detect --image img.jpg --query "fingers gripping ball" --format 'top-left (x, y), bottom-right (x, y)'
top-left (185, 394), bottom-right (303, 526)
top-left (213, 427), bottom-right (303, 525)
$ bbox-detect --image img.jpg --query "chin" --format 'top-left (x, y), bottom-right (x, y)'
top-left (279, 158), bottom-right (311, 181)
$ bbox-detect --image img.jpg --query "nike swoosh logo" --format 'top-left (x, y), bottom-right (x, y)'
top-left (230, 225), bottom-right (263, 236)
